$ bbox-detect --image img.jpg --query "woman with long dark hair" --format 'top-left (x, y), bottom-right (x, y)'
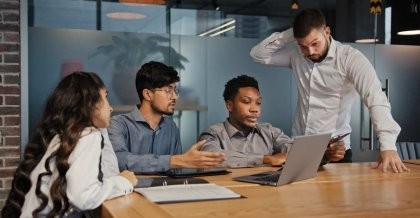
top-left (1, 72), bottom-right (137, 217)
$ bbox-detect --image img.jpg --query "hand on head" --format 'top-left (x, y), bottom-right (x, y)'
top-left (170, 140), bottom-right (226, 168)
top-left (374, 150), bottom-right (409, 173)
top-left (325, 141), bottom-right (346, 162)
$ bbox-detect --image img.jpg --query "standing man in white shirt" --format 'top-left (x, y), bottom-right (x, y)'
top-left (250, 9), bottom-right (408, 173)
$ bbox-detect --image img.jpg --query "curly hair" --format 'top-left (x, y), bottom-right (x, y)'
top-left (223, 75), bottom-right (259, 101)
top-left (1, 72), bottom-right (105, 217)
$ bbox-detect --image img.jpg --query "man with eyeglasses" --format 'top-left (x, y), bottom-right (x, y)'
top-left (108, 61), bottom-right (225, 173)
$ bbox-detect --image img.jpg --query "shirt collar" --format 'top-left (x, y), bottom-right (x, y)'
top-left (325, 36), bottom-right (337, 60)
top-left (223, 119), bottom-right (260, 138)
top-left (130, 105), bottom-right (166, 127)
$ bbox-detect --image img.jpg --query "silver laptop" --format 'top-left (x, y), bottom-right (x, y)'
top-left (233, 133), bottom-right (332, 186)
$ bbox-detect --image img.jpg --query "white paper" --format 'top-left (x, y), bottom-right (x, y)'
top-left (135, 183), bottom-right (241, 203)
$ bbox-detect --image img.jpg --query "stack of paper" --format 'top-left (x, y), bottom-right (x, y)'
top-left (135, 183), bottom-right (241, 203)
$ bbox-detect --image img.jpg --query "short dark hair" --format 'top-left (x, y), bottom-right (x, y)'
top-left (223, 75), bottom-right (259, 101)
top-left (135, 61), bottom-right (180, 102)
top-left (293, 9), bottom-right (326, 38)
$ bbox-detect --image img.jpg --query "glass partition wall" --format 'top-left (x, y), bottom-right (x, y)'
top-left (26, 0), bottom-right (420, 161)
top-left (28, 0), bottom-right (295, 152)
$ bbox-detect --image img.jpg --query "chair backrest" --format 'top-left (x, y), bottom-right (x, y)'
top-left (396, 142), bottom-right (420, 160)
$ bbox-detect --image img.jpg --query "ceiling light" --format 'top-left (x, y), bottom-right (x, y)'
top-left (397, 30), bottom-right (420, 35)
top-left (355, 38), bottom-right (379, 43)
top-left (199, 20), bottom-right (236, 37)
top-left (291, 0), bottom-right (299, 10)
top-left (209, 25), bottom-right (235, 37)
top-left (396, 0), bottom-right (420, 36)
top-left (106, 12), bottom-right (146, 19)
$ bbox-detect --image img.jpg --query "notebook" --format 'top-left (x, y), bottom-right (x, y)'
top-left (165, 167), bottom-right (231, 178)
top-left (233, 133), bottom-right (332, 186)
top-left (135, 177), bottom-right (209, 188)
top-left (135, 183), bottom-right (242, 204)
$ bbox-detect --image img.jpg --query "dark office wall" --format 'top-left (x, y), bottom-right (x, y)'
top-left (335, 0), bottom-right (385, 43)
top-left (390, 0), bottom-right (420, 45)
top-left (349, 43), bottom-right (420, 162)
top-left (0, 0), bottom-right (21, 210)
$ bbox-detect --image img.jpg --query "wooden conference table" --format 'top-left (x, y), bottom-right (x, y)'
top-left (102, 161), bottom-right (420, 217)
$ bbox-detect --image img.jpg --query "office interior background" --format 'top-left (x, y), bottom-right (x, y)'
top-left (1, 0), bottom-right (420, 208)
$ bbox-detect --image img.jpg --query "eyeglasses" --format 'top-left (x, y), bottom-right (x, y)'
top-left (152, 88), bottom-right (179, 98)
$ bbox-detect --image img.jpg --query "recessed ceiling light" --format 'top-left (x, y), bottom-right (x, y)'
top-left (355, 38), bottom-right (379, 43)
top-left (397, 30), bottom-right (420, 35)
top-left (106, 12), bottom-right (146, 20)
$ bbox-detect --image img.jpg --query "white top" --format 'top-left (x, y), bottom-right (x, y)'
top-left (20, 127), bottom-right (133, 217)
top-left (250, 28), bottom-right (400, 151)
top-left (100, 128), bottom-right (120, 177)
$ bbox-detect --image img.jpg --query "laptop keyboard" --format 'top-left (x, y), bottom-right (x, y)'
top-left (255, 174), bottom-right (280, 183)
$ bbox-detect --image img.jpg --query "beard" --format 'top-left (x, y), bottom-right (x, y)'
top-left (151, 102), bottom-right (175, 116)
top-left (307, 34), bottom-right (330, 62)
top-left (308, 55), bottom-right (322, 62)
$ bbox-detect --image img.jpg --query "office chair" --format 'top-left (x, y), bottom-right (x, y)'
top-left (396, 142), bottom-right (420, 160)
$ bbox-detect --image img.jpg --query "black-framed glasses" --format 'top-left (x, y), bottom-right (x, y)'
top-left (152, 88), bottom-right (180, 98)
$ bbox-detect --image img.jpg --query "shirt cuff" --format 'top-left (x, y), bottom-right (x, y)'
top-left (106, 176), bottom-right (134, 199)
top-left (267, 28), bottom-right (295, 47)
top-left (158, 155), bottom-right (172, 172)
top-left (379, 134), bottom-right (398, 151)
top-left (247, 154), bottom-right (264, 167)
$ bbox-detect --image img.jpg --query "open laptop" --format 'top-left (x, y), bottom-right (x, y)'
top-left (233, 133), bottom-right (332, 186)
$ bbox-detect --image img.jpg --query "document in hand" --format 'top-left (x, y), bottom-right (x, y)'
top-left (135, 183), bottom-right (242, 203)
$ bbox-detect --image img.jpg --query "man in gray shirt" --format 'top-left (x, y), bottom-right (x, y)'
top-left (108, 61), bottom-right (225, 173)
top-left (199, 75), bottom-right (292, 168)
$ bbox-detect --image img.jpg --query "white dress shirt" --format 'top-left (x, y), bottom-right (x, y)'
top-left (20, 127), bottom-right (133, 217)
top-left (250, 28), bottom-right (400, 151)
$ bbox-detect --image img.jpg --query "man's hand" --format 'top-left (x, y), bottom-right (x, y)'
top-left (263, 153), bottom-right (287, 166)
top-left (374, 150), bottom-right (409, 173)
top-left (325, 141), bottom-right (346, 162)
top-left (170, 140), bottom-right (226, 168)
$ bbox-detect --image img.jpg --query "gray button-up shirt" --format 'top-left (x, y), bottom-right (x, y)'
top-left (199, 120), bottom-right (291, 168)
top-left (108, 106), bottom-right (182, 173)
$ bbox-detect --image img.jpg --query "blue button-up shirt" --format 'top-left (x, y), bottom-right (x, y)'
top-left (108, 106), bottom-right (182, 173)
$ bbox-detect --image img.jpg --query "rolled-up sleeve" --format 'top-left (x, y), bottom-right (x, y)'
top-left (250, 28), bottom-right (294, 67)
